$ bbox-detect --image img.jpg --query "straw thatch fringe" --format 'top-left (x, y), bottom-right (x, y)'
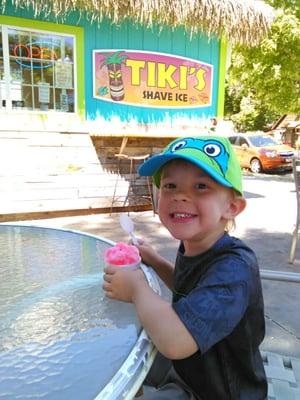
top-left (5, 0), bottom-right (274, 45)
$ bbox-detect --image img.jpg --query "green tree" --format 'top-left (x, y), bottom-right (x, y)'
top-left (267, 0), bottom-right (299, 18)
top-left (225, 0), bottom-right (300, 131)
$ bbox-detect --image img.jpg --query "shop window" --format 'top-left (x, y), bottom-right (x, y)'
top-left (0, 25), bottom-right (75, 112)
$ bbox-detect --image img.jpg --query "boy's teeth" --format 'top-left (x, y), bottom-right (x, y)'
top-left (174, 213), bottom-right (191, 218)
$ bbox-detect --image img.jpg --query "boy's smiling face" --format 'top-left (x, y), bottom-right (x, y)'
top-left (158, 159), bottom-right (246, 256)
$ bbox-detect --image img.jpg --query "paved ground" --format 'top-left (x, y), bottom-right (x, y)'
top-left (11, 171), bottom-right (300, 358)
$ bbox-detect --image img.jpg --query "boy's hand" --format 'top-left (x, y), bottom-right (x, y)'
top-left (103, 266), bottom-right (148, 303)
top-left (132, 238), bottom-right (175, 290)
top-left (134, 239), bottom-right (161, 267)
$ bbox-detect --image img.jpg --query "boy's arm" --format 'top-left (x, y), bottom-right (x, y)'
top-left (133, 280), bottom-right (198, 359)
top-left (103, 267), bottom-right (198, 360)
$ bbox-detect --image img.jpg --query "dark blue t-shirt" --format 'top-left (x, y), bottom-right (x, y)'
top-left (172, 233), bottom-right (267, 399)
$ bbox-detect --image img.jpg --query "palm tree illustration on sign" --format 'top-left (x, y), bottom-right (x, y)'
top-left (100, 51), bottom-right (128, 101)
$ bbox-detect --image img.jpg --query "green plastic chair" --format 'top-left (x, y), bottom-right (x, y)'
top-left (289, 156), bottom-right (300, 264)
top-left (260, 269), bottom-right (300, 399)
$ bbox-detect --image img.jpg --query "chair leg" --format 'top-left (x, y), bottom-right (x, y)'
top-left (289, 228), bottom-right (299, 264)
top-left (289, 220), bottom-right (299, 263)
top-left (122, 156), bottom-right (154, 213)
top-left (123, 158), bottom-right (134, 215)
top-left (146, 177), bottom-right (155, 215)
top-left (110, 158), bottom-right (121, 215)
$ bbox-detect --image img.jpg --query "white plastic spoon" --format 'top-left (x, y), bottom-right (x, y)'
top-left (119, 214), bottom-right (139, 246)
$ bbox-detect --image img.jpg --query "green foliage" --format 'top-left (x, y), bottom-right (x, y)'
top-left (226, 93), bottom-right (280, 132)
top-left (100, 51), bottom-right (127, 67)
top-left (267, 0), bottom-right (300, 18)
top-left (226, 1), bottom-right (300, 131)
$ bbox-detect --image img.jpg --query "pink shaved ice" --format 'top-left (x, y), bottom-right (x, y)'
top-left (104, 242), bottom-right (141, 267)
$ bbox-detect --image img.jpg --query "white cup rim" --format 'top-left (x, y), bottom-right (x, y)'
top-left (105, 257), bottom-right (141, 270)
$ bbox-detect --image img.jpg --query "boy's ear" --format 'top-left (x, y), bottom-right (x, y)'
top-left (224, 196), bottom-right (247, 219)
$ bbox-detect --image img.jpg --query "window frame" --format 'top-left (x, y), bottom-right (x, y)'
top-left (0, 15), bottom-right (84, 115)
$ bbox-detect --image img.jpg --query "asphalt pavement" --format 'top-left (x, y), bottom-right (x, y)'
top-left (13, 170), bottom-right (300, 358)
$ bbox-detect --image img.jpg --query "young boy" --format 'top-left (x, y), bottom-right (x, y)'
top-left (103, 136), bottom-right (267, 399)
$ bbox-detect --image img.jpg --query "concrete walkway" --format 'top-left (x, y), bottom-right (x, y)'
top-left (11, 171), bottom-right (300, 358)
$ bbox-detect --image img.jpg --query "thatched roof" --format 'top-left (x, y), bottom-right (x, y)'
top-left (6, 0), bottom-right (274, 45)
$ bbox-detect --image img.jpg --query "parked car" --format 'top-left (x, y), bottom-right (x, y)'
top-left (227, 133), bottom-right (295, 173)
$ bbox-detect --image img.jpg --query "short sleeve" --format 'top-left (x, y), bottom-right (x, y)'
top-left (173, 257), bottom-right (251, 354)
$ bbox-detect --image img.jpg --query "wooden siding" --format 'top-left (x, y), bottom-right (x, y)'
top-left (0, 132), bottom-right (171, 221)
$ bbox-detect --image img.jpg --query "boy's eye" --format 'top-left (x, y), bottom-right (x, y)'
top-left (162, 182), bottom-right (176, 189)
top-left (195, 183), bottom-right (207, 190)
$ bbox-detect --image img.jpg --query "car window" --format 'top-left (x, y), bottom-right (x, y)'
top-left (239, 138), bottom-right (249, 147)
top-left (228, 136), bottom-right (237, 145)
top-left (248, 135), bottom-right (276, 147)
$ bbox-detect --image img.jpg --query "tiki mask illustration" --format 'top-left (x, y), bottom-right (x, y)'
top-left (101, 51), bottom-right (127, 102)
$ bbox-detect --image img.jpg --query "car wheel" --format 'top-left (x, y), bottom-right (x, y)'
top-left (250, 158), bottom-right (263, 173)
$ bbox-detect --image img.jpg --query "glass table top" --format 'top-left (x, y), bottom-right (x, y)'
top-left (0, 225), bottom-right (142, 400)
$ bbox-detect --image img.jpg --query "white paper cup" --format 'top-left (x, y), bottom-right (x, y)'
top-left (105, 257), bottom-right (141, 270)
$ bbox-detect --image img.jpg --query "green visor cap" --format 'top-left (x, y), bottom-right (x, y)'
top-left (138, 136), bottom-right (243, 195)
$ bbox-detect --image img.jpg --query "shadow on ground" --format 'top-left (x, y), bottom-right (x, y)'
top-left (243, 170), bottom-right (293, 183)
top-left (244, 191), bottom-right (265, 199)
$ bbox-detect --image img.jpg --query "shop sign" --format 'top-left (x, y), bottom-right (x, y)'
top-left (13, 41), bottom-right (58, 69)
top-left (55, 60), bottom-right (73, 88)
top-left (60, 92), bottom-right (69, 112)
top-left (38, 82), bottom-right (50, 103)
top-left (93, 50), bottom-right (213, 108)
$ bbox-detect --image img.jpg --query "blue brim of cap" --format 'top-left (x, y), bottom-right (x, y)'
top-left (138, 152), bottom-right (233, 189)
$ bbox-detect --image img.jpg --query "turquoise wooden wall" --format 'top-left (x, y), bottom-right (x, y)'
top-left (1, 1), bottom-right (220, 124)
